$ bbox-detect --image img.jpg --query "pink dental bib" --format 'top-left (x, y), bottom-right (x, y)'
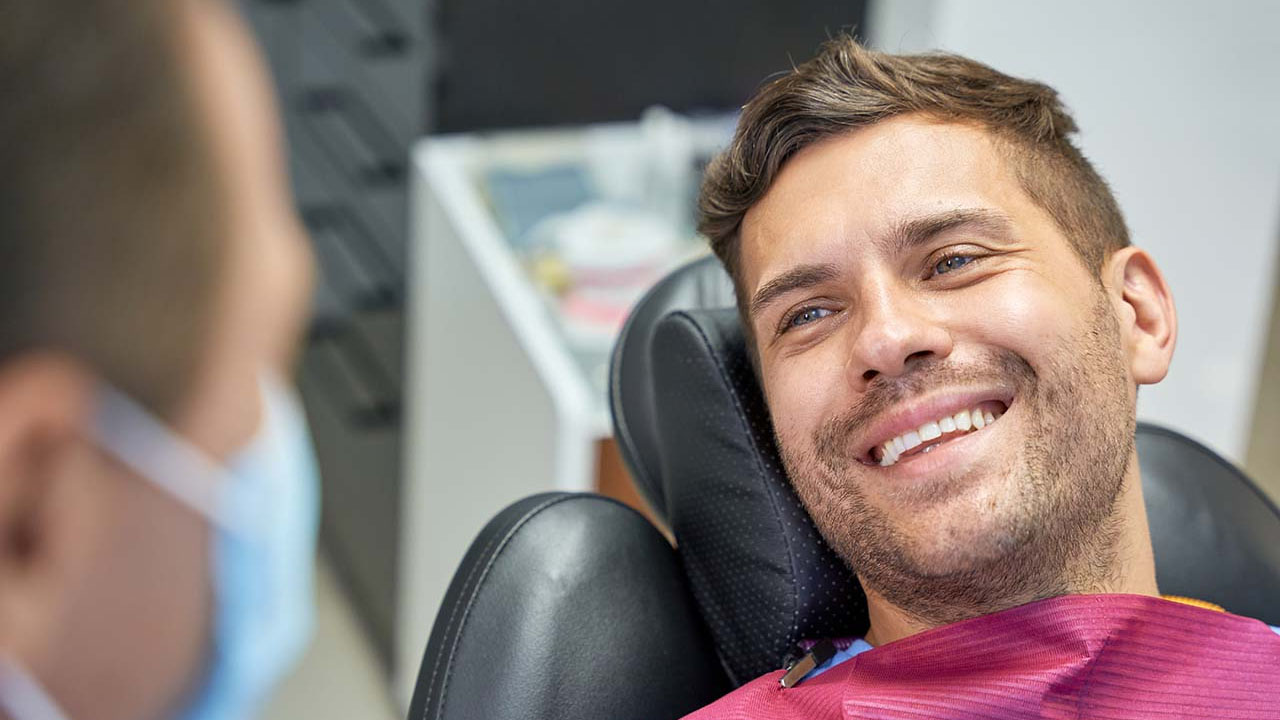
top-left (685, 594), bottom-right (1280, 719)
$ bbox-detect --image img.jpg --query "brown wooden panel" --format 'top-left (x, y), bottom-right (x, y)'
top-left (594, 437), bottom-right (672, 544)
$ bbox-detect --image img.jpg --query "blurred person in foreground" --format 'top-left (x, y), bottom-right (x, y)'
top-left (0, 1), bottom-right (318, 719)
top-left (686, 36), bottom-right (1280, 719)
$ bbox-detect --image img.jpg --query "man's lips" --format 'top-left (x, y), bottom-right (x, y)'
top-left (852, 390), bottom-right (1015, 466)
top-left (869, 400), bottom-right (1008, 466)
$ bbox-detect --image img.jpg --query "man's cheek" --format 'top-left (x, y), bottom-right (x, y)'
top-left (767, 368), bottom-right (835, 433)
top-left (786, 457), bottom-right (843, 527)
top-left (970, 280), bottom-right (1073, 355)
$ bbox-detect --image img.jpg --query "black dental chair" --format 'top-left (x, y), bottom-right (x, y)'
top-left (407, 257), bottom-right (1280, 720)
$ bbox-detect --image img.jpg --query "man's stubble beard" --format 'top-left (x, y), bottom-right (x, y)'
top-left (777, 292), bottom-right (1136, 627)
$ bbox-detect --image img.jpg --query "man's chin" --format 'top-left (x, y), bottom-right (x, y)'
top-left (859, 482), bottom-right (1034, 577)
top-left (891, 523), bottom-right (1026, 579)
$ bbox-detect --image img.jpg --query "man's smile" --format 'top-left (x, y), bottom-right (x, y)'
top-left (852, 390), bottom-right (1015, 468)
top-left (872, 401), bottom-right (1008, 467)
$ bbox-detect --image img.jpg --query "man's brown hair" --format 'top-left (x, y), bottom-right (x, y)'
top-left (0, 0), bottom-right (225, 417)
top-left (699, 35), bottom-right (1130, 308)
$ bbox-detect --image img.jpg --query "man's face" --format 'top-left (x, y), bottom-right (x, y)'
top-left (739, 115), bottom-right (1138, 622)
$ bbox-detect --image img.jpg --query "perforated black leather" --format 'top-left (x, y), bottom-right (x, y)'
top-left (610, 255), bottom-right (736, 521)
top-left (651, 309), bottom-right (868, 684)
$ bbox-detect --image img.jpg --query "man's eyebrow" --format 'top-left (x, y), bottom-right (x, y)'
top-left (748, 262), bottom-right (841, 319)
top-left (745, 209), bottom-right (1012, 320)
top-left (892, 207), bottom-right (1015, 254)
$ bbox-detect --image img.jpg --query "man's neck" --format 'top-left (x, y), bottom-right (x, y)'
top-left (862, 468), bottom-right (1160, 648)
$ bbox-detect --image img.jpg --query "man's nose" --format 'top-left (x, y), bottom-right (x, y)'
top-left (844, 284), bottom-right (952, 391)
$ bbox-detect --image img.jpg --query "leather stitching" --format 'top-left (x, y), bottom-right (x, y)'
top-left (424, 494), bottom-right (592, 720)
top-left (420, 506), bottom-right (516, 720)
top-left (610, 257), bottom-right (737, 525)
top-left (609, 312), bottom-right (652, 500)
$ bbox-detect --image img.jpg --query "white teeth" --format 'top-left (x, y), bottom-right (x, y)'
top-left (881, 441), bottom-right (897, 466)
top-left (902, 430), bottom-right (922, 450)
top-left (875, 404), bottom-right (1006, 468)
top-left (919, 421), bottom-right (941, 442)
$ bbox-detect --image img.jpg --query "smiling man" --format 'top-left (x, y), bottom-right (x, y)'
top-left (686, 36), bottom-right (1280, 719)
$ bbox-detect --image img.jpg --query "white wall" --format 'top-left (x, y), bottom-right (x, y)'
top-left (870, 0), bottom-right (1280, 462)
top-left (396, 138), bottom-right (603, 706)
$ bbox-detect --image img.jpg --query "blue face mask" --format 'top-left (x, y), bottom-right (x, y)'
top-left (0, 375), bottom-right (321, 720)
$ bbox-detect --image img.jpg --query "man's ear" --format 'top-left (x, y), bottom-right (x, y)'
top-left (0, 353), bottom-right (100, 658)
top-left (1103, 247), bottom-right (1178, 385)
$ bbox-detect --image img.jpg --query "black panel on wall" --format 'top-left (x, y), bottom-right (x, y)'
top-left (432, 0), bottom-right (868, 132)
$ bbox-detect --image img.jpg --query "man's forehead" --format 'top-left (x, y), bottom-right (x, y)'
top-left (738, 116), bottom-right (1019, 296)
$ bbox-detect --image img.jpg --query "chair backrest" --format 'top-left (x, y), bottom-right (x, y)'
top-left (609, 256), bottom-right (1280, 683)
top-left (406, 493), bottom-right (731, 720)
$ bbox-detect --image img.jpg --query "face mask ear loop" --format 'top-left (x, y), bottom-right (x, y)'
top-left (0, 655), bottom-right (73, 720)
top-left (92, 385), bottom-right (249, 538)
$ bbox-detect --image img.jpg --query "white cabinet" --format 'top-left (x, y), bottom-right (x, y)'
top-left (395, 120), bottom-right (731, 703)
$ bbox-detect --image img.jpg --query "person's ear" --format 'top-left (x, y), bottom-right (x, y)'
top-left (0, 353), bottom-right (100, 659)
top-left (1102, 247), bottom-right (1177, 385)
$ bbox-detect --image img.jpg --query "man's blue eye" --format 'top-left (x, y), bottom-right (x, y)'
top-left (934, 254), bottom-right (974, 275)
top-left (789, 307), bottom-right (833, 328)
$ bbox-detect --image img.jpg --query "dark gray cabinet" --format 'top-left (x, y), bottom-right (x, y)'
top-left (238, 0), bottom-right (428, 670)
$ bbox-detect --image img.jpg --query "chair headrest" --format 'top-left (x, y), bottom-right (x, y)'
top-left (611, 258), bottom-right (867, 684)
top-left (610, 255), bottom-right (737, 520)
top-left (610, 257), bottom-right (1280, 686)
top-left (647, 306), bottom-right (870, 684)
